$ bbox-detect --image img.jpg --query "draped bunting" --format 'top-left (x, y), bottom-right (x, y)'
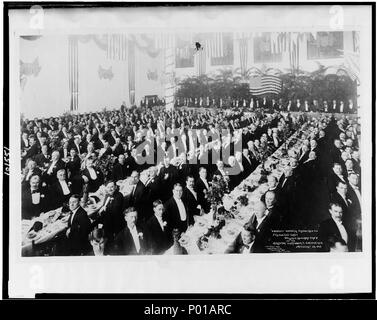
top-left (68, 36), bottom-right (79, 111)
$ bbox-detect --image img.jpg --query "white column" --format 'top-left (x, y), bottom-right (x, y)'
top-left (164, 45), bottom-right (175, 111)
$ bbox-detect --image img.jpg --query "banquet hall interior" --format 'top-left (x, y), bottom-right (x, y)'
top-left (20, 30), bottom-right (362, 256)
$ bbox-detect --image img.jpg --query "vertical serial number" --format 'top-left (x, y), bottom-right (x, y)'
top-left (4, 147), bottom-right (9, 175)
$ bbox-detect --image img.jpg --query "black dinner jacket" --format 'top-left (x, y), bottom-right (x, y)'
top-left (195, 177), bottom-right (210, 211)
top-left (82, 167), bottom-right (104, 193)
top-left (224, 233), bottom-right (267, 254)
top-left (111, 225), bottom-right (146, 255)
top-left (112, 162), bottom-right (128, 182)
top-left (101, 191), bottom-right (125, 238)
top-left (34, 153), bottom-right (50, 168)
top-left (44, 159), bottom-right (66, 185)
top-left (327, 171), bottom-right (348, 194)
top-left (347, 186), bottom-right (361, 221)
top-left (48, 180), bottom-right (72, 210)
top-left (182, 187), bottom-right (201, 217)
top-left (123, 181), bottom-right (147, 220)
top-left (164, 197), bottom-right (193, 233)
top-left (145, 215), bottom-right (172, 255)
top-left (67, 206), bottom-right (92, 256)
top-left (318, 217), bottom-right (355, 252)
top-left (65, 155), bottom-right (81, 178)
top-left (21, 188), bottom-right (48, 220)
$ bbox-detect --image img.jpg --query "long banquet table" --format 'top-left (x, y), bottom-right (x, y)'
top-left (172, 121), bottom-right (313, 254)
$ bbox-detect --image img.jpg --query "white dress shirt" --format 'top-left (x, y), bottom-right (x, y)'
top-left (351, 185), bottom-right (361, 204)
top-left (174, 197), bottom-right (187, 221)
top-left (256, 215), bottom-right (267, 229)
top-left (201, 178), bottom-right (210, 190)
top-left (334, 219), bottom-right (348, 244)
top-left (87, 167), bottom-right (97, 180)
top-left (70, 207), bottom-right (79, 225)
top-left (47, 161), bottom-right (57, 175)
top-left (188, 187), bottom-right (197, 200)
top-left (128, 225), bottom-right (141, 253)
top-left (242, 241), bottom-right (255, 254)
top-left (155, 215), bottom-right (165, 231)
top-left (31, 190), bottom-right (41, 204)
top-left (59, 180), bottom-right (70, 195)
top-left (75, 143), bottom-right (81, 155)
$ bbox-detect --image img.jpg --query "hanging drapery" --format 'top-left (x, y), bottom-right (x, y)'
top-left (107, 34), bottom-right (128, 60)
top-left (163, 34), bottom-right (176, 111)
top-left (68, 36), bottom-right (79, 111)
top-left (128, 39), bottom-right (136, 105)
top-left (239, 37), bottom-right (249, 77)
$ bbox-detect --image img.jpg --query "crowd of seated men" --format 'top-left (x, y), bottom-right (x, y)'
top-left (175, 96), bottom-right (357, 114)
top-left (225, 115), bottom-right (361, 253)
top-left (20, 102), bottom-right (360, 255)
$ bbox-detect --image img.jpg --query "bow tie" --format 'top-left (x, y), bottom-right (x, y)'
top-left (31, 190), bottom-right (39, 194)
top-left (243, 244), bottom-right (251, 250)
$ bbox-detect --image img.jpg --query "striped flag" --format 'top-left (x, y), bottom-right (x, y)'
top-left (249, 75), bottom-right (282, 96)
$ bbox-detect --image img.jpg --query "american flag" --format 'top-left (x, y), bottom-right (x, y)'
top-left (249, 75), bottom-right (282, 95)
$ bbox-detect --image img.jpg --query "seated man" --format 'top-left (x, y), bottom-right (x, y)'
top-left (48, 169), bottom-right (72, 210)
top-left (111, 207), bottom-right (146, 255)
top-left (318, 202), bottom-right (355, 252)
top-left (21, 174), bottom-right (48, 220)
top-left (66, 194), bottom-right (92, 256)
top-left (164, 183), bottom-right (193, 234)
top-left (145, 200), bottom-right (172, 255)
top-left (225, 222), bottom-right (266, 254)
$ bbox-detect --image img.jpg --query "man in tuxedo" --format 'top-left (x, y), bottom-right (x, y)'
top-left (82, 157), bottom-right (104, 193)
top-left (330, 139), bottom-right (342, 164)
top-left (21, 174), bottom-right (48, 220)
top-left (22, 159), bottom-right (42, 188)
top-left (225, 222), bottom-right (265, 254)
top-left (111, 207), bottom-right (146, 255)
top-left (213, 160), bottom-right (227, 180)
top-left (48, 169), bottom-right (72, 210)
top-left (98, 180), bottom-right (125, 247)
top-left (182, 175), bottom-right (202, 218)
top-left (347, 172), bottom-right (361, 223)
top-left (195, 167), bottom-right (211, 213)
top-left (327, 162), bottom-right (348, 194)
top-left (164, 183), bottom-right (193, 234)
top-left (247, 200), bottom-right (273, 249)
top-left (112, 154), bottom-right (128, 182)
top-left (319, 202), bottom-right (355, 252)
top-left (44, 150), bottom-right (66, 186)
top-left (330, 181), bottom-right (353, 224)
top-left (22, 135), bottom-right (40, 164)
top-left (242, 148), bottom-right (256, 176)
top-left (66, 194), bottom-right (92, 256)
top-left (158, 157), bottom-right (179, 201)
top-left (34, 145), bottom-right (50, 168)
top-left (264, 190), bottom-right (282, 228)
top-left (145, 200), bottom-right (172, 255)
top-left (124, 170), bottom-right (147, 223)
top-left (65, 148), bottom-right (81, 180)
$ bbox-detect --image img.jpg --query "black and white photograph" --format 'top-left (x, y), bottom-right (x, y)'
top-left (4, 3), bottom-right (373, 296)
